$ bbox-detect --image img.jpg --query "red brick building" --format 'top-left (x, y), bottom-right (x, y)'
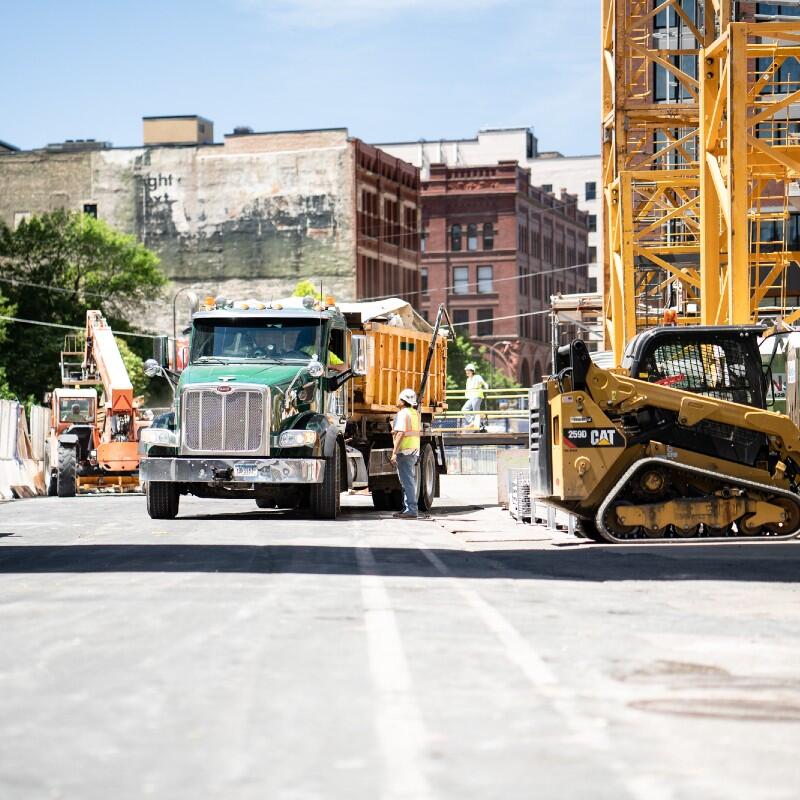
top-left (420, 161), bottom-right (590, 384)
top-left (355, 141), bottom-right (420, 301)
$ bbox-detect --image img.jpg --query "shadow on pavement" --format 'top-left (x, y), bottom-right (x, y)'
top-left (175, 503), bottom-right (497, 521)
top-left (1, 542), bottom-right (799, 582)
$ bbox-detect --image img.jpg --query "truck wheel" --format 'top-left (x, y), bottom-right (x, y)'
top-left (312, 440), bottom-right (341, 519)
top-left (147, 482), bottom-right (179, 519)
top-left (56, 445), bottom-right (77, 498)
top-left (417, 444), bottom-right (436, 512)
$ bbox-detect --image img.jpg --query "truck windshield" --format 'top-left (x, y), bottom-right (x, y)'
top-left (191, 319), bottom-right (321, 363)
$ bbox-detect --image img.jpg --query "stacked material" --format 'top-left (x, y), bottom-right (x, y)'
top-left (0, 400), bottom-right (46, 500)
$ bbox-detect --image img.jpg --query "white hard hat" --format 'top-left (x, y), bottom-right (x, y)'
top-left (399, 388), bottom-right (417, 406)
top-left (465, 363), bottom-right (477, 372)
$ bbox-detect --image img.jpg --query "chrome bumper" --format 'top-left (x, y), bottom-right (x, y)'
top-left (141, 457), bottom-right (324, 484)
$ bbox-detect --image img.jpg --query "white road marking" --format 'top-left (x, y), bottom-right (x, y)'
top-left (413, 539), bottom-right (660, 800)
top-left (356, 542), bottom-right (434, 800)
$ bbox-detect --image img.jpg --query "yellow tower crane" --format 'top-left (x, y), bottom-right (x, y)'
top-left (602, 1), bottom-right (800, 363)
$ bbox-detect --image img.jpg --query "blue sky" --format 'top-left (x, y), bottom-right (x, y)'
top-left (2, 0), bottom-right (600, 155)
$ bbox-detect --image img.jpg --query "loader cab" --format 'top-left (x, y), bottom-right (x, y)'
top-left (621, 326), bottom-right (768, 409)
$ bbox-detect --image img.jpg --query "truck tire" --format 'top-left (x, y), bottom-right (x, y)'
top-left (312, 440), bottom-right (341, 519)
top-left (417, 443), bottom-right (436, 512)
top-left (147, 482), bottom-right (179, 519)
top-left (56, 445), bottom-right (77, 498)
top-left (44, 451), bottom-right (58, 496)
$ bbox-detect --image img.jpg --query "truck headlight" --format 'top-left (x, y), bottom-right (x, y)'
top-left (279, 429), bottom-right (317, 448)
top-left (141, 428), bottom-right (178, 447)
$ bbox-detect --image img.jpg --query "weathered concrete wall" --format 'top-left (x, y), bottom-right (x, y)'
top-left (0, 131), bottom-right (358, 332)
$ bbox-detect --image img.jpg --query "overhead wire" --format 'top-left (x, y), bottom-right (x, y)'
top-left (0, 314), bottom-right (162, 340)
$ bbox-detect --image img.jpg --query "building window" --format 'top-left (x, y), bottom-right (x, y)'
top-left (384, 199), bottom-right (400, 246)
top-left (585, 181), bottom-right (596, 201)
top-left (420, 267), bottom-right (428, 294)
top-left (541, 184), bottom-right (553, 194)
top-left (360, 190), bottom-right (379, 238)
top-left (477, 308), bottom-right (493, 337)
top-left (467, 223), bottom-right (478, 251)
top-left (483, 223), bottom-right (494, 250)
top-left (83, 203), bottom-right (98, 218)
top-left (420, 229), bottom-right (427, 253)
top-left (589, 245), bottom-right (597, 263)
top-left (453, 266), bottom-right (469, 294)
top-left (451, 224), bottom-right (462, 251)
top-left (589, 277), bottom-right (598, 292)
top-left (453, 309), bottom-right (469, 329)
top-left (588, 214), bottom-right (597, 233)
top-left (756, 4), bottom-right (800, 16)
top-left (477, 265), bottom-right (494, 293)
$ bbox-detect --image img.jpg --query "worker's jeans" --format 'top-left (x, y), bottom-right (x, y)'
top-left (396, 452), bottom-right (419, 515)
top-left (462, 397), bottom-right (483, 429)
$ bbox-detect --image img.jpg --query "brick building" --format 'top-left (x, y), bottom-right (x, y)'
top-left (420, 161), bottom-right (590, 384)
top-left (0, 119), bottom-right (420, 333)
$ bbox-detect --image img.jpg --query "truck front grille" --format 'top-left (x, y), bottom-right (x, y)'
top-left (182, 387), bottom-right (267, 454)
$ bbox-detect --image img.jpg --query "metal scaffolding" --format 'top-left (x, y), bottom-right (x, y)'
top-left (602, 1), bottom-right (800, 361)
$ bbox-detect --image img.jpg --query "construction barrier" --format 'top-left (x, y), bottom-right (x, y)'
top-left (0, 400), bottom-right (47, 500)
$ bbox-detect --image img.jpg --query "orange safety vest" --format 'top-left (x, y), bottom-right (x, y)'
top-left (399, 407), bottom-right (421, 451)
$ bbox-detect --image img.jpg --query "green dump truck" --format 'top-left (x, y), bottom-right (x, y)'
top-left (140, 297), bottom-right (449, 520)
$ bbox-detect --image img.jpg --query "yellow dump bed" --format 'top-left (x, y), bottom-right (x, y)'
top-left (351, 322), bottom-right (447, 416)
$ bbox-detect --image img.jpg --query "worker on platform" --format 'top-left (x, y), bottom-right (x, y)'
top-left (462, 363), bottom-right (488, 431)
top-left (390, 388), bottom-right (421, 519)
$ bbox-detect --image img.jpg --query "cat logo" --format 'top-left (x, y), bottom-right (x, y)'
top-left (590, 429), bottom-right (616, 446)
top-left (563, 428), bottom-right (624, 449)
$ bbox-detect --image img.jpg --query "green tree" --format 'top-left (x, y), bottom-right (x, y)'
top-left (116, 337), bottom-right (149, 398)
top-left (0, 291), bottom-right (17, 400)
top-left (446, 335), bottom-right (519, 391)
top-left (292, 279), bottom-right (322, 300)
top-left (0, 210), bottom-right (166, 401)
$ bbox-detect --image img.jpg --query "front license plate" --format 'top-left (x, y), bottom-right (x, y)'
top-left (234, 463), bottom-right (259, 478)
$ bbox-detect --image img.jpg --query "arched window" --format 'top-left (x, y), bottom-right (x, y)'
top-left (483, 223), bottom-right (494, 251)
top-left (450, 224), bottom-right (462, 251)
top-left (467, 223), bottom-right (478, 251)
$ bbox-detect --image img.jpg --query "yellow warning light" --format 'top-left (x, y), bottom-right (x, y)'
top-left (203, 295), bottom-right (216, 309)
top-left (325, 295), bottom-right (336, 307)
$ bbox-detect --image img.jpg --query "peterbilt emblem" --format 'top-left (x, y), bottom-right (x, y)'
top-left (216, 385), bottom-right (233, 394)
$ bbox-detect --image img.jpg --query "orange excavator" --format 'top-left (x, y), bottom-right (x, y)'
top-left (44, 310), bottom-right (142, 496)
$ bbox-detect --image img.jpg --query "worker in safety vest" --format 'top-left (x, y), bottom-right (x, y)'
top-left (390, 388), bottom-right (421, 519)
top-left (462, 363), bottom-right (488, 431)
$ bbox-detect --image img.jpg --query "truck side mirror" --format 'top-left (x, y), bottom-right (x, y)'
top-left (351, 335), bottom-right (367, 376)
top-left (153, 335), bottom-right (170, 369)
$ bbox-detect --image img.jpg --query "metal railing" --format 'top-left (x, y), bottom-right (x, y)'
top-left (434, 388), bottom-right (529, 434)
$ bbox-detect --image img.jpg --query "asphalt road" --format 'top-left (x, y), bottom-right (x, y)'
top-left (1, 476), bottom-right (799, 800)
